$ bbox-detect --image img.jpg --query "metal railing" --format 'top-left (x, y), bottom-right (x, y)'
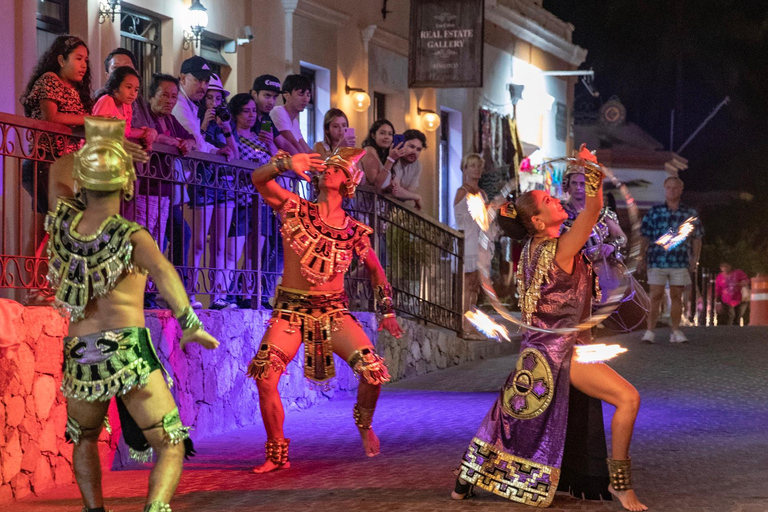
top-left (0, 113), bottom-right (464, 332)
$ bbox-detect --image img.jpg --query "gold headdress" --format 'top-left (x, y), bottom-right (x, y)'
top-left (72, 117), bottom-right (135, 199)
top-left (563, 143), bottom-right (604, 197)
top-left (324, 147), bottom-right (366, 198)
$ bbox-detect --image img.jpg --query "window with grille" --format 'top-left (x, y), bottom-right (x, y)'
top-left (120, 8), bottom-right (162, 99)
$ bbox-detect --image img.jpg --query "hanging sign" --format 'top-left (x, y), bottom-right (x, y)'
top-left (408, 0), bottom-right (485, 88)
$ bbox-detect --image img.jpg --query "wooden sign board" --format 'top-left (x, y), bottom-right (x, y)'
top-left (408, 0), bottom-right (485, 88)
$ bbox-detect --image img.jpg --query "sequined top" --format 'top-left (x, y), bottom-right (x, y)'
top-left (45, 199), bottom-right (147, 322)
top-left (280, 197), bottom-right (373, 285)
top-left (518, 238), bottom-right (593, 346)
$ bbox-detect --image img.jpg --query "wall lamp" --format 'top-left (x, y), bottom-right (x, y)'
top-left (183, 0), bottom-right (209, 50)
top-left (98, 0), bottom-right (121, 24)
top-left (345, 85), bottom-right (371, 113)
top-left (417, 106), bottom-right (441, 132)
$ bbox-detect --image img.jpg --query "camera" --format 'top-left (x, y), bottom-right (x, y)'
top-left (215, 106), bottom-right (231, 122)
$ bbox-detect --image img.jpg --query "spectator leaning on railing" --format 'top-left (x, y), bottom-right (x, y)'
top-left (198, 73), bottom-right (239, 159)
top-left (97, 47), bottom-right (152, 125)
top-left (93, 66), bottom-right (157, 147)
top-left (360, 119), bottom-right (398, 191)
top-left (173, 56), bottom-right (237, 310)
top-left (134, 73), bottom-right (195, 276)
top-left (270, 74), bottom-right (313, 154)
top-left (249, 74), bottom-right (285, 156)
top-left (382, 129), bottom-right (426, 210)
top-left (20, 35), bottom-right (93, 214)
top-left (313, 108), bottom-right (356, 160)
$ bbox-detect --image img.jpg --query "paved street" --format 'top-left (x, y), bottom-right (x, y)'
top-left (12, 326), bottom-right (768, 512)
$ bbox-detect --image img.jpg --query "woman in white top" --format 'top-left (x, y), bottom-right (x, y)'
top-left (453, 153), bottom-right (488, 339)
top-left (313, 108), bottom-right (357, 159)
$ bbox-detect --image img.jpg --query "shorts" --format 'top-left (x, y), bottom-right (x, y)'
top-left (647, 267), bottom-right (691, 287)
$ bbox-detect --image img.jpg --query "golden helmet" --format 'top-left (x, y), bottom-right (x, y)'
top-left (72, 117), bottom-right (135, 199)
top-left (324, 147), bottom-right (366, 198)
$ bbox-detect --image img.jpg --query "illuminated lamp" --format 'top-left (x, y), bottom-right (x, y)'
top-left (345, 85), bottom-right (371, 113)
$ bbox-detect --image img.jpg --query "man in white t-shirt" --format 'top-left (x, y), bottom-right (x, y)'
top-left (270, 74), bottom-right (313, 155)
top-left (383, 129), bottom-right (426, 209)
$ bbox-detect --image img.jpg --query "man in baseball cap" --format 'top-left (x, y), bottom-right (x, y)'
top-left (250, 74), bottom-right (287, 155)
top-left (173, 56), bottom-right (233, 158)
top-left (180, 55), bottom-right (213, 81)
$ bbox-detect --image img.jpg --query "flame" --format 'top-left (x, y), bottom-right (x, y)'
top-left (655, 216), bottom-right (697, 251)
top-left (467, 193), bottom-right (491, 231)
top-left (465, 309), bottom-right (510, 342)
top-left (574, 344), bottom-right (628, 363)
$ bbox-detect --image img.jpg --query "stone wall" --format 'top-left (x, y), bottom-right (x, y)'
top-left (0, 307), bottom-right (120, 504)
top-left (2, 306), bottom-right (516, 502)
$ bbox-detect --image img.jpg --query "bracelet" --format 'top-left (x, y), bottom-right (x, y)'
top-left (583, 163), bottom-right (604, 197)
top-left (177, 306), bottom-right (205, 336)
top-left (386, 157), bottom-right (396, 164)
top-left (375, 283), bottom-right (395, 317)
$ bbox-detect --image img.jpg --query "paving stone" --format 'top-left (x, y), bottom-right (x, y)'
top-left (11, 327), bottom-right (768, 512)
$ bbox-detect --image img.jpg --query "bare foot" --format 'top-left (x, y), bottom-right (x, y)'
top-left (609, 485), bottom-right (648, 511)
top-left (358, 427), bottom-right (380, 457)
top-left (250, 459), bottom-right (290, 474)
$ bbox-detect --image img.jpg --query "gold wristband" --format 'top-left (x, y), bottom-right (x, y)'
top-left (583, 162), bottom-right (604, 197)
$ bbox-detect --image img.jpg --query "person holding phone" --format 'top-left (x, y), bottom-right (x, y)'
top-left (250, 74), bottom-right (287, 156)
top-left (313, 108), bottom-right (356, 159)
top-left (360, 119), bottom-right (402, 191)
top-left (382, 129), bottom-right (427, 210)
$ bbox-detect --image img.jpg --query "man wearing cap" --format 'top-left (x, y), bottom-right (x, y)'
top-left (199, 73), bottom-right (239, 158)
top-left (250, 74), bottom-right (289, 156)
top-left (46, 117), bottom-right (219, 512)
top-left (172, 56), bottom-right (233, 159)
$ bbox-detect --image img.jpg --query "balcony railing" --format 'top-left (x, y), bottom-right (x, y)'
top-left (0, 113), bottom-right (464, 332)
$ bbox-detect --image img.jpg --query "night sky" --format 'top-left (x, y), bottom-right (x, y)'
top-left (544, 0), bottom-right (768, 198)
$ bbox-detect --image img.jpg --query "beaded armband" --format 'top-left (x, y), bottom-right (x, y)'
top-left (176, 306), bottom-right (204, 336)
top-left (375, 283), bottom-right (395, 318)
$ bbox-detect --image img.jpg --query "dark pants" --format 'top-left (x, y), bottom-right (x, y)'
top-left (720, 302), bottom-right (749, 326)
top-left (165, 204), bottom-right (191, 267)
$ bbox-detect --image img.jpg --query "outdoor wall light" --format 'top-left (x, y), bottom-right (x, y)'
top-left (417, 106), bottom-right (441, 132)
top-left (183, 0), bottom-right (209, 50)
top-left (345, 85), bottom-right (371, 113)
top-left (98, 0), bottom-right (121, 24)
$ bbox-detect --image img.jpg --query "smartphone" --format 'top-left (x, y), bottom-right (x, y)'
top-left (393, 134), bottom-right (405, 147)
top-left (260, 119), bottom-right (273, 133)
top-left (344, 127), bottom-right (356, 139)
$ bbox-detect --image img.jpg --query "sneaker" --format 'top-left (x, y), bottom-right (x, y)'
top-left (190, 299), bottom-right (203, 310)
top-left (210, 299), bottom-right (236, 310)
top-left (641, 330), bottom-right (655, 344)
top-left (670, 330), bottom-right (688, 343)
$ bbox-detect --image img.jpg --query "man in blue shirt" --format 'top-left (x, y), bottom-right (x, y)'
top-left (638, 176), bottom-right (703, 343)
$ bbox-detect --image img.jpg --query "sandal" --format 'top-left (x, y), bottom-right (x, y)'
top-left (451, 476), bottom-right (475, 499)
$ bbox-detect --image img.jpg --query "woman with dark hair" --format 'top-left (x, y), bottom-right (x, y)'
top-left (360, 119), bottom-right (402, 190)
top-left (313, 108), bottom-right (356, 159)
top-left (93, 66), bottom-right (157, 146)
top-left (21, 35), bottom-right (93, 126)
top-left (453, 149), bottom-right (646, 511)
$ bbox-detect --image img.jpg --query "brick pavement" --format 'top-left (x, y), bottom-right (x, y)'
top-left (11, 326), bottom-right (768, 512)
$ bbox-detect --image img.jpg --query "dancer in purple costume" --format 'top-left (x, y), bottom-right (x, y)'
top-left (453, 152), bottom-right (647, 511)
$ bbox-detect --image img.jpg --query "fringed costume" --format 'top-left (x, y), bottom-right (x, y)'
top-left (247, 196), bottom-right (389, 386)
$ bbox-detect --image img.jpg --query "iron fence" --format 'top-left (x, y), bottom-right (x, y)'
top-left (0, 113), bottom-right (464, 332)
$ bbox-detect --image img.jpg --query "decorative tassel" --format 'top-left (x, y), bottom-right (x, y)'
top-left (129, 447), bottom-right (154, 463)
